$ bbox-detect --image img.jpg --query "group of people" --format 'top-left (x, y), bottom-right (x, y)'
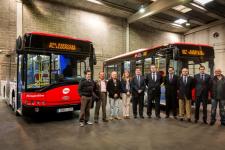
top-left (78, 65), bottom-right (225, 127)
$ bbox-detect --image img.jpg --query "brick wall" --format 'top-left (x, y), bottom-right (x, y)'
top-left (0, 0), bottom-right (16, 80)
top-left (184, 23), bottom-right (225, 73)
top-left (0, 0), bottom-right (182, 80)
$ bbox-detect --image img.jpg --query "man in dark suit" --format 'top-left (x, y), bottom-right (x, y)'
top-left (164, 67), bottom-right (178, 119)
top-left (131, 68), bottom-right (146, 118)
top-left (145, 64), bottom-right (163, 118)
top-left (194, 66), bottom-right (211, 124)
top-left (178, 68), bottom-right (195, 122)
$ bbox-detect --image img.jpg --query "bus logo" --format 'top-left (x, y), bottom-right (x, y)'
top-left (63, 88), bottom-right (70, 94)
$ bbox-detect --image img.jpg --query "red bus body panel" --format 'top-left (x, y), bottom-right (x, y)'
top-left (21, 85), bottom-right (81, 107)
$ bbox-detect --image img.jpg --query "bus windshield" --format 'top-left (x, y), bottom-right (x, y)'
top-left (26, 53), bottom-right (90, 89)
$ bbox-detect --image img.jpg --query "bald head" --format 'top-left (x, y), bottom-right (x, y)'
top-left (215, 68), bottom-right (222, 76)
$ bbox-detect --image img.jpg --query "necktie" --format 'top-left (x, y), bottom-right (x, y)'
top-left (201, 74), bottom-right (204, 81)
top-left (169, 74), bottom-right (173, 82)
top-left (137, 76), bottom-right (140, 87)
top-left (183, 76), bottom-right (187, 85)
top-left (152, 73), bottom-right (155, 82)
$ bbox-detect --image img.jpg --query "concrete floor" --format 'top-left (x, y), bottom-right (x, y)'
top-left (0, 101), bottom-right (224, 150)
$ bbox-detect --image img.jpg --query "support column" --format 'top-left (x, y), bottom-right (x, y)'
top-left (16, 0), bottom-right (23, 37)
top-left (126, 22), bottom-right (129, 53)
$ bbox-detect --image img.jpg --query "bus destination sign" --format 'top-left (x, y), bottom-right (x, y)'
top-left (48, 42), bottom-right (77, 51)
top-left (181, 49), bottom-right (205, 56)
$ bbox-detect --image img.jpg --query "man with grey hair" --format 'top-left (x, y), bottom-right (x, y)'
top-left (210, 68), bottom-right (225, 126)
top-left (107, 71), bottom-right (122, 120)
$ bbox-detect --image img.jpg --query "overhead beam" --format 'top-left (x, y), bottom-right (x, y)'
top-left (184, 19), bottom-right (225, 35)
top-left (185, 3), bottom-right (224, 20)
top-left (163, 10), bottom-right (205, 25)
top-left (128, 0), bottom-right (192, 23)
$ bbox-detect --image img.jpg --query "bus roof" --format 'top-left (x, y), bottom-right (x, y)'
top-left (28, 32), bottom-right (92, 43)
top-left (104, 42), bottom-right (213, 63)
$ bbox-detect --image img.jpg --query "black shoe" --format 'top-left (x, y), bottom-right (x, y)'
top-left (134, 116), bottom-right (137, 119)
top-left (165, 115), bottom-right (169, 118)
top-left (173, 116), bottom-right (177, 120)
top-left (210, 121), bottom-right (215, 126)
top-left (148, 115), bottom-right (152, 119)
top-left (221, 123), bottom-right (225, 126)
top-left (203, 120), bottom-right (208, 124)
top-left (94, 120), bottom-right (98, 124)
top-left (180, 118), bottom-right (184, 121)
top-left (188, 119), bottom-right (191, 122)
top-left (194, 120), bottom-right (198, 123)
top-left (156, 116), bottom-right (161, 119)
top-left (103, 119), bottom-right (109, 122)
top-left (140, 116), bottom-right (144, 119)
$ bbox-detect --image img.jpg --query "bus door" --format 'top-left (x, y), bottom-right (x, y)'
top-left (17, 54), bottom-right (25, 110)
top-left (155, 57), bottom-right (167, 105)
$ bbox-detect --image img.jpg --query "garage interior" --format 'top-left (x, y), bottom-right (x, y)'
top-left (0, 0), bottom-right (225, 150)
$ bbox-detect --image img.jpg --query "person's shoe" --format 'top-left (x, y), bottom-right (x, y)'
top-left (140, 116), bottom-right (144, 119)
top-left (210, 121), bottom-right (215, 126)
top-left (156, 116), bottom-right (161, 119)
top-left (103, 119), bottom-right (109, 122)
top-left (187, 119), bottom-right (191, 122)
top-left (194, 120), bottom-right (198, 123)
top-left (126, 116), bottom-right (130, 119)
top-left (114, 116), bottom-right (122, 120)
top-left (134, 116), bottom-right (137, 119)
top-left (94, 120), bottom-right (98, 124)
top-left (148, 115), bottom-right (152, 119)
top-left (180, 118), bottom-right (184, 121)
top-left (203, 120), bottom-right (208, 124)
top-left (86, 121), bottom-right (93, 125)
top-left (109, 117), bottom-right (114, 121)
top-left (221, 123), bottom-right (225, 126)
top-left (123, 116), bottom-right (127, 119)
top-left (173, 116), bottom-right (177, 120)
top-left (79, 122), bottom-right (84, 127)
top-left (165, 115), bottom-right (169, 119)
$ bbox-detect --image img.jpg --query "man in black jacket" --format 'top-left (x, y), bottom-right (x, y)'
top-left (210, 68), bottom-right (225, 126)
top-left (131, 68), bottom-right (146, 118)
top-left (145, 64), bottom-right (163, 118)
top-left (78, 70), bottom-right (95, 127)
top-left (107, 71), bottom-right (122, 120)
top-left (164, 67), bottom-right (178, 119)
top-left (178, 68), bottom-right (194, 122)
top-left (194, 66), bottom-right (211, 124)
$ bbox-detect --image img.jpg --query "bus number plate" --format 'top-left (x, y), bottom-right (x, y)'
top-left (57, 107), bottom-right (74, 113)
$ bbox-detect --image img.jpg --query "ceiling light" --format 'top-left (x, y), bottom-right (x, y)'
top-left (173, 5), bottom-right (192, 13)
top-left (86, 0), bottom-right (103, 5)
top-left (139, 5), bottom-right (145, 13)
top-left (190, 3), bottom-right (207, 11)
top-left (174, 19), bottom-right (187, 24)
top-left (185, 22), bottom-right (191, 26)
top-left (194, 0), bottom-right (213, 5)
top-left (171, 23), bottom-right (183, 28)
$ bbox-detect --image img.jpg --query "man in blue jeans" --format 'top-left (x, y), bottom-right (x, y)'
top-left (210, 68), bottom-right (225, 126)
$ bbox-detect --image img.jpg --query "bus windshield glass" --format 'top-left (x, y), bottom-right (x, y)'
top-left (26, 53), bottom-right (90, 89)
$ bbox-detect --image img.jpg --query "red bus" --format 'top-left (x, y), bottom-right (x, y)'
top-left (12, 32), bottom-right (96, 115)
top-left (103, 43), bottom-right (215, 105)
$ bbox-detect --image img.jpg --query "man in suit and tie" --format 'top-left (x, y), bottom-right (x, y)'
top-left (164, 67), bottom-right (178, 119)
top-left (131, 68), bottom-right (146, 118)
top-left (145, 64), bottom-right (163, 118)
top-left (178, 68), bottom-right (195, 122)
top-left (194, 66), bottom-right (211, 124)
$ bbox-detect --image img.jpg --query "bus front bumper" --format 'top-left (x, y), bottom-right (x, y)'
top-left (22, 104), bottom-right (80, 116)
